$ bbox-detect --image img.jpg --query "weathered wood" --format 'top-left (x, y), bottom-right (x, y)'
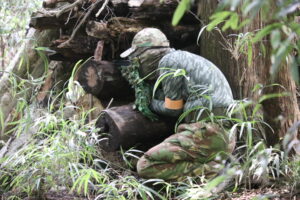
top-left (77, 59), bottom-right (134, 100)
top-left (130, 0), bottom-right (199, 24)
top-left (0, 29), bottom-right (59, 136)
top-left (94, 40), bottom-right (104, 61)
top-left (96, 104), bottom-right (176, 151)
top-left (50, 33), bottom-right (98, 59)
top-left (36, 61), bottom-right (72, 106)
top-left (31, 0), bottom-right (199, 30)
top-left (43, 0), bottom-right (76, 8)
top-left (36, 69), bottom-right (54, 105)
top-left (29, 11), bottom-right (83, 30)
top-left (86, 21), bottom-right (109, 39)
top-left (85, 17), bottom-right (199, 54)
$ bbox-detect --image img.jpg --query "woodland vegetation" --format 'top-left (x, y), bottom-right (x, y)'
top-left (0, 0), bottom-right (299, 199)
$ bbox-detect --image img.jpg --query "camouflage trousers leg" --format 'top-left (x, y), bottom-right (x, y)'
top-left (136, 122), bottom-right (233, 181)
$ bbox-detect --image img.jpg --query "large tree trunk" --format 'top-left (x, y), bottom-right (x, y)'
top-left (197, 1), bottom-right (300, 145)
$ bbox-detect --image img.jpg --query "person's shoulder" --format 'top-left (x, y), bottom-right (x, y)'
top-left (159, 50), bottom-right (214, 67)
top-left (160, 50), bottom-right (189, 63)
top-left (162, 50), bottom-right (190, 58)
top-left (163, 50), bottom-right (210, 61)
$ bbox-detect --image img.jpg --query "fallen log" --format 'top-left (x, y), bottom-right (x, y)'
top-left (85, 17), bottom-right (200, 56)
top-left (43, 0), bottom-right (76, 9)
top-left (50, 33), bottom-right (99, 60)
top-left (29, 10), bottom-right (83, 30)
top-left (96, 104), bottom-right (176, 151)
top-left (77, 59), bottom-right (134, 100)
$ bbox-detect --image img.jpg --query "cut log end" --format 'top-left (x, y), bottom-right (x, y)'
top-left (77, 59), bottom-right (134, 100)
top-left (96, 104), bottom-right (176, 151)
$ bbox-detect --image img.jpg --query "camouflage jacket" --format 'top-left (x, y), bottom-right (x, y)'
top-left (150, 50), bottom-right (234, 117)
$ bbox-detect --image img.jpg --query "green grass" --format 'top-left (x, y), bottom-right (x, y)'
top-left (0, 73), bottom-right (299, 200)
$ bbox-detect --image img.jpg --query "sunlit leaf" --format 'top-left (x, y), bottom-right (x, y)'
top-left (243, 0), bottom-right (264, 17)
top-left (207, 11), bottom-right (232, 31)
top-left (222, 12), bottom-right (239, 31)
top-left (172, 0), bottom-right (190, 26)
top-left (258, 92), bottom-right (289, 103)
top-left (270, 30), bottom-right (281, 49)
top-left (252, 23), bottom-right (282, 43)
top-left (270, 36), bottom-right (293, 77)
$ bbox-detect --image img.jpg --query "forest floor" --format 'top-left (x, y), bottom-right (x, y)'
top-left (2, 187), bottom-right (297, 200)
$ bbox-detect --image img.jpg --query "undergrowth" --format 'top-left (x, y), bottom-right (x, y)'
top-left (0, 71), bottom-right (298, 200)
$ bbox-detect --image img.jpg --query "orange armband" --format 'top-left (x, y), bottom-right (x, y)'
top-left (165, 97), bottom-right (184, 110)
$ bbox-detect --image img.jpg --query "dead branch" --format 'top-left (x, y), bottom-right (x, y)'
top-left (58, 0), bottom-right (102, 48)
top-left (55, 0), bottom-right (84, 18)
top-left (95, 0), bottom-right (109, 17)
top-left (43, 0), bottom-right (76, 8)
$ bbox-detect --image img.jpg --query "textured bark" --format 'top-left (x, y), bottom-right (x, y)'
top-left (77, 59), bottom-right (134, 100)
top-left (96, 104), bottom-right (176, 151)
top-left (50, 33), bottom-right (99, 60)
top-left (197, 1), bottom-right (300, 144)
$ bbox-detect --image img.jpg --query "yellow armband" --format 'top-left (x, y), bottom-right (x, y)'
top-left (165, 97), bottom-right (184, 110)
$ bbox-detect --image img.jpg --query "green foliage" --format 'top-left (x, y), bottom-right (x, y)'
top-left (0, 0), bottom-right (42, 68)
top-left (121, 59), bottom-right (158, 120)
top-left (172, 0), bottom-right (191, 26)
top-left (153, 67), bottom-right (187, 97)
top-left (211, 0), bottom-right (300, 84)
top-left (173, 0), bottom-right (300, 84)
top-left (1, 72), bottom-right (299, 199)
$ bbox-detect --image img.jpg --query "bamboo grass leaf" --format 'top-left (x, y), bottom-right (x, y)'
top-left (172, 0), bottom-right (190, 26)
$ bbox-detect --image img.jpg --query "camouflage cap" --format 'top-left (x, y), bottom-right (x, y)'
top-left (120, 28), bottom-right (170, 58)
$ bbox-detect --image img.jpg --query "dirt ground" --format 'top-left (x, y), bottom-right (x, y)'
top-left (221, 187), bottom-right (299, 200)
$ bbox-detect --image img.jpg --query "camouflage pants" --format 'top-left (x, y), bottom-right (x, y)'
top-left (136, 122), bottom-right (235, 181)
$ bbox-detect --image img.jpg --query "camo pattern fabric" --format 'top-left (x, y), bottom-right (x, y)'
top-left (150, 50), bottom-right (234, 120)
top-left (136, 122), bottom-right (233, 180)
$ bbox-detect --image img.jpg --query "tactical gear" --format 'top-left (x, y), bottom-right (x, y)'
top-left (150, 50), bottom-right (234, 121)
top-left (136, 122), bottom-right (234, 180)
top-left (120, 59), bottom-right (158, 120)
top-left (120, 28), bottom-right (170, 58)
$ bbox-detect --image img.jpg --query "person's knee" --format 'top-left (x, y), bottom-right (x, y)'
top-left (136, 156), bottom-right (152, 178)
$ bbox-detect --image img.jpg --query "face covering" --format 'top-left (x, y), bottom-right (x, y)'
top-left (129, 47), bottom-right (172, 81)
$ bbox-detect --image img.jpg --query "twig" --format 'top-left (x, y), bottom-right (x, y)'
top-left (89, 93), bottom-right (93, 122)
top-left (56, 0), bottom-right (84, 18)
top-left (106, 98), bottom-right (114, 109)
top-left (95, 0), bottom-right (109, 17)
top-left (58, 0), bottom-right (103, 48)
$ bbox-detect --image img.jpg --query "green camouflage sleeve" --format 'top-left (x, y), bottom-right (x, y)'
top-left (150, 55), bottom-right (184, 117)
top-left (150, 99), bottom-right (182, 117)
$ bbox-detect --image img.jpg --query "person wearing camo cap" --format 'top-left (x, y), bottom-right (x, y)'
top-left (120, 28), bottom-right (235, 180)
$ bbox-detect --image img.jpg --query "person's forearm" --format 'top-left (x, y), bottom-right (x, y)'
top-left (150, 99), bottom-right (183, 117)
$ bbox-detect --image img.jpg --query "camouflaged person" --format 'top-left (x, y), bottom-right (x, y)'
top-left (121, 28), bottom-right (235, 180)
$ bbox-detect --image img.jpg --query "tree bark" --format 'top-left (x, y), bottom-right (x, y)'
top-left (77, 59), bottom-right (134, 100)
top-left (197, 1), bottom-right (300, 144)
top-left (96, 104), bottom-right (176, 151)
